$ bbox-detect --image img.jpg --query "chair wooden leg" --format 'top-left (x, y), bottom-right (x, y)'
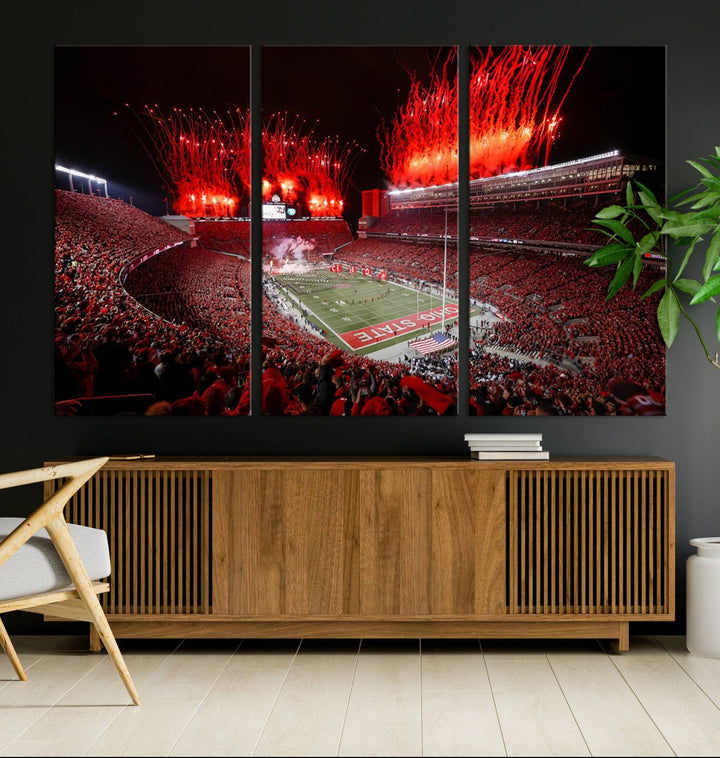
top-left (0, 616), bottom-right (27, 681)
top-left (45, 516), bottom-right (142, 705)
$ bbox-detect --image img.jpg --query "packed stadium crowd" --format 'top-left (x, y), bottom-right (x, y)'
top-left (55, 191), bottom-right (253, 416)
top-left (370, 207), bottom-right (458, 237)
top-left (54, 189), bottom-right (665, 416)
top-left (468, 198), bottom-right (605, 243)
top-left (369, 198), bottom-right (607, 246)
top-left (194, 220), bottom-right (249, 256)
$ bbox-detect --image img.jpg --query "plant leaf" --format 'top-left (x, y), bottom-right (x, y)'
top-left (591, 218), bottom-right (636, 244)
top-left (701, 176), bottom-right (720, 191)
top-left (595, 205), bottom-right (626, 219)
top-left (641, 279), bottom-right (667, 300)
top-left (662, 219), bottom-right (715, 238)
top-left (690, 274), bottom-right (720, 304)
top-left (607, 256), bottom-right (634, 299)
top-left (690, 192), bottom-right (720, 210)
top-left (626, 181), bottom-right (634, 206)
top-left (674, 238), bottom-right (698, 280)
top-left (636, 232), bottom-right (658, 255)
top-left (633, 181), bottom-right (662, 224)
top-left (585, 243), bottom-right (634, 268)
top-left (638, 192), bottom-right (661, 223)
top-left (688, 159), bottom-right (714, 178)
top-left (673, 278), bottom-right (701, 296)
top-left (703, 226), bottom-right (720, 281)
top-left (632, 252), bottom-right (643, 287)
top-left (657, 288), bottom-right (680, 347)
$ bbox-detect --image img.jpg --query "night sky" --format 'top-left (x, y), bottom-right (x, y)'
top-left (54, 45), bottom-right (665, 221)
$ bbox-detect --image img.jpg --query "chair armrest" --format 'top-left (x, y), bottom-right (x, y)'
top-left (0, 457), bottom-right (108, 491)
top-left (0, 457), bottom-right (108, 569)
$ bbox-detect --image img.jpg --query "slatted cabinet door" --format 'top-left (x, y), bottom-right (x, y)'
top-left (507, 466), bottom-right (673, 618)
top-left (48, 466), bottom-right (212, 616)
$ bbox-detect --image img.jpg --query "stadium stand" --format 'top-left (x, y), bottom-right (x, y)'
top-left (54, 191), bottom-right (250, 415)
top-left (54, 150), bottom-right (666, 417)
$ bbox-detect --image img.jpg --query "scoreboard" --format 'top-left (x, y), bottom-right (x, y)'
top-left (262, 202), bottom-right (287, 220)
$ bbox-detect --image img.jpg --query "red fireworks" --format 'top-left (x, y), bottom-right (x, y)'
top-left (233, 112), bottom-right (364, 217)
top-left (118, 104), bottom-right (241, 217)
top-left (379, 52), bottom-right (458, 188)
top-left (120, 105), bottom-right (363, 218)
top-left (379, 46), bottom-right (589, 188)
top-left (469, 46), bottom-right (588, 179)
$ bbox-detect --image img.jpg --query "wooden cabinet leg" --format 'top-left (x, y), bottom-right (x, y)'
top-left (607, 622), bottom-right (630, 654)
top-left (89, 625), bottom-right (101, 652)
top-left (618, 622), bottom-right (630, 652)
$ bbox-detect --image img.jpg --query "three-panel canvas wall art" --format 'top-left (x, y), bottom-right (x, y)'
top-left (54, 45), bottom-right (666, 416)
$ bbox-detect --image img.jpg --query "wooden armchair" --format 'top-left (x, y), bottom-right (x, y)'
top-left (0, 457), bottom-right (141, 705)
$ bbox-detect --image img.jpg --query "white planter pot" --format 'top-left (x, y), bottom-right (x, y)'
top-left (686, 537), bottom-right (720, 658)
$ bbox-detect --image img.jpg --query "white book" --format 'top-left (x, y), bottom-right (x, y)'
top-left (468, 443), bottom-right (543, 451)
top-left (471, 450), bottom-right (550, 460)
top-left (464, 433), bottom-right (543, 441)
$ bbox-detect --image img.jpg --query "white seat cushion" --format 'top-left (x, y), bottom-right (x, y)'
top-left (0, 517), bottom-right (111, 602)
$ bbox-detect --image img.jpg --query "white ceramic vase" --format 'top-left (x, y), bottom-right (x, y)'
top-left (686, 537), bottom-right (720, 658)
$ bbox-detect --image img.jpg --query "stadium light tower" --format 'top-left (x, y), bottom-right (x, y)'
top-left (55, 165), bottom-right (109, 198)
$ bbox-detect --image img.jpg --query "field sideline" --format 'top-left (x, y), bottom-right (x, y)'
top-left (271, 268), bottom-right (460, 355)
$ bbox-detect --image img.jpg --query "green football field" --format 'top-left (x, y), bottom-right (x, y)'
top-left (272, 268), bottom-right (460, 356)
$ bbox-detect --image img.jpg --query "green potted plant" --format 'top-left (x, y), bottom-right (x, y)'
top-left (584, 146), bottom-right (720, 373)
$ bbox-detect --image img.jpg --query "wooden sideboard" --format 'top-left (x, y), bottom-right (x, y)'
top-left (44, 457), bottom-right (675, 651)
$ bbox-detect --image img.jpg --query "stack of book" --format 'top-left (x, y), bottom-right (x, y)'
top-left (464, 433), bottom-right (549, 460)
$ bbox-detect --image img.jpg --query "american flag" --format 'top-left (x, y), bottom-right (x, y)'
top-left (409, 331), bottom-right (457, 355)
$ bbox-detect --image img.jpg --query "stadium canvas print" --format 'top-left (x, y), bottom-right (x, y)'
top-left (54, 46), bottom-right (252, 416)
top-left (466, 46), bottom-right (666, 416)
top-left (261, 46), bottom-right (459, 416)
top-left (53, 45), bottom-right (665, 418)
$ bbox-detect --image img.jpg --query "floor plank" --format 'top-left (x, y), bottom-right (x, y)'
top-left (84, 700), bottom-right (203, 757)
top-left (658, 635), bottom-right (720, 708)
top-left (138, 639), bottom-right (239, 703)
top-left (607, 636), bottom-right (720, 756)
top-left (422, 689), bottom-right (506, 757)
top-left (169, 668), bottom-right (289, 757)
top-left (254, 639), bottom-right (360, 757)
top-left (1, 705), bottom-right (124, 757)
top-left (421, 639), bottom-right (505, 756)
top-left (546, 643), bottom-right (673, 756)
top-left (421, 639), bottom-right (489, 691)
top-left (59, 640), bottom-right (179, 706)
top-left (485, 654), bottom-right (590, 756)
top-left (0, 648), bottom-right (107, 753)
top-left (339, 640), bottom-right (422, 757)
top-left (226, 639), bottom-right (301, 671)
top-left (0, 650), bottom-right (105, 707)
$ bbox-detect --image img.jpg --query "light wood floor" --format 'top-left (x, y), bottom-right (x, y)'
top-left (1, 634), bottom-right (719, 756)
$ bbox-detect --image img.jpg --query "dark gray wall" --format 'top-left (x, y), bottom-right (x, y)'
top-left (2, 0), bottom-right (718, 635)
